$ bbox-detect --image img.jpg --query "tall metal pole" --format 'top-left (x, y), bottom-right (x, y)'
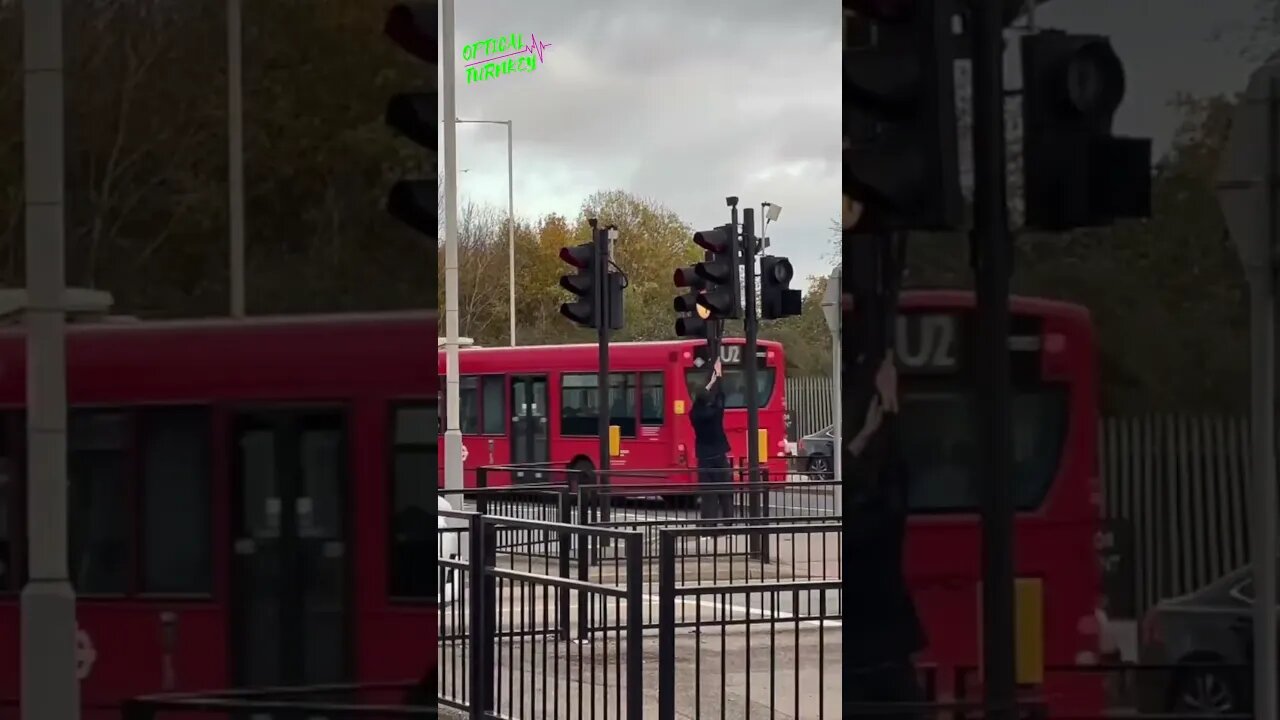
top-left (824, 266), bottom-right (842, 514)
top-left (741, 206), bottom-right (760, 484)
top-left (971, 0), bottom-right (1016, 716)
top-left (1254, 73), bottom-right (1280, 720)
top-left (227, 0), bottom-right (246, 318)
top-left (592, 220), bottom-right (611, 476)
top-left (22, 0), bottom-right (80, 716)
top-left (443, 0), bottom-right (463, 491)
top-left (507, 120), bottom-right (516, 346)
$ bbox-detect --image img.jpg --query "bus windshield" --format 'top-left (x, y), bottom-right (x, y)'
top-left (684, 366), bottom-right (777, 409)
top-left (896, 387), bottom-right (1069, 512)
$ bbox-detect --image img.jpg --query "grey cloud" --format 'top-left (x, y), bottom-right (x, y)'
top-left (444, 0), bottom-right (839, 277)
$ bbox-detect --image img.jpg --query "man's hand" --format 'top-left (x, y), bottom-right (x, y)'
top-left (713, 359), bottom-right (723, 377)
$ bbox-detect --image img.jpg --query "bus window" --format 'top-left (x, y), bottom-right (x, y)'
top-left (459, 376), bottom-right (481, 434)
top-left (0, 415), bottom-right (16, 593)
top-left (562, 372), bottom-right (638, 437)
top-left (140, 407), bottom-right (212, 594)
top-left (683, 367), bottom-right (777, 409)
top-left (640, 372), bottom-right (665, 426)
top-left (390, 403), bottom-right (436, 599)
top-left (897, 388), bottom-right (1069, 512)
top-left (609, 374), bottom-right (637, 437)
top-left (561, 373), bottom-right (598, 436)
top-left (69, 410), bottom-right (131, 594)
top-left (481, 376), bottom-right (504, 434)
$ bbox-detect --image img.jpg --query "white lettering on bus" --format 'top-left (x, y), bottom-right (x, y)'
top-left (896, 315), bottom-right (957, 370)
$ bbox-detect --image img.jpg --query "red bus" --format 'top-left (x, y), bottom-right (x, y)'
top-left (0, 312), bottom-right (438, 716)
top-left (434, 337), bottom-right (791, 487)
top-left (895, 291), bottom-right (1104, 714)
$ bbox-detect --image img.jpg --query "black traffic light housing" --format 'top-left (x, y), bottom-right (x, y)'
top-left (384, 1), bottom-right (438, 238)
top-left (1021, 30), bottom-right (1151, 230)
top-left (760, 256), bottom-right (803, 320)
top-left (690, 225), bottom-right (741, 320)
top-left (559, 243), bottom-right (598, 327)
top-left (559, 233), bottom-right (624, 331)
top-left (844, 0), bottom-right (962, 231)
top-left (673, 261), bottom-right (710, 337)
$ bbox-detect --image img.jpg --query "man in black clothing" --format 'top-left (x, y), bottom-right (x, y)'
top-left (843, 415), bottom-right (927, 711)
top-left (690, 358), bottom-right (734, 522)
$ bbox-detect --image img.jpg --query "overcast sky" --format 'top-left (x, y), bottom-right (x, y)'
top-left (440, 0), bottom-right (840, 284)
top-left (438, 0), bottom-right (1261, 285)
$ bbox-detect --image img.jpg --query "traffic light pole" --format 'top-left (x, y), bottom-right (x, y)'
top-left (740, 205), bottom-right (761, 485)
top-left (591, 220), bottom-right (611, 477)
top-left (971, 0), bottom-right (1016, 716)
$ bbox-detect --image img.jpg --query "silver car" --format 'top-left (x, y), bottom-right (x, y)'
top-left (798, 425), bottom-right (835, 475)
top-left (1138, 565), bottom-right (1256, 715)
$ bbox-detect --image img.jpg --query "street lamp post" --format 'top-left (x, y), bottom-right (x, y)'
top-left (22, 0), bottom-right (80, 716)
top-left (228, 0), bottom-right (245, 318)
top-left (457, 118), bottom-right (516, 346)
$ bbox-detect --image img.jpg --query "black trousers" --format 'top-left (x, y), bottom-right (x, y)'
top-left (697, 453), bottom-right (734, 522)
top-left (844, 658), bottom-right (924, 716)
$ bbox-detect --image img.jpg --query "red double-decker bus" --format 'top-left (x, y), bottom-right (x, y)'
top-left (895, 290), bottom-right (1104, 714)
top-left (434, 338), bottom-right (790, 487)
top-left (0, 312), bottom-right (437, 716)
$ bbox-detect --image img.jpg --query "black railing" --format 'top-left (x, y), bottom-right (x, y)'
top-left (437, 511), bottom-right (646, 720)
top-left (654, 523), bottom-right (842, 720)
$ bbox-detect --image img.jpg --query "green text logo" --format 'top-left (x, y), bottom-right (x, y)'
top-left (462, 33), bottom-right (553, 84)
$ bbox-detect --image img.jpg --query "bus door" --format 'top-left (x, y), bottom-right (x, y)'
top-left (230, 408), bottom-right (351, 688)
top-left (510, 375), bottom-right (549, 483)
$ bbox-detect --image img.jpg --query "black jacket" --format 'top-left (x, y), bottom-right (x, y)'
top-left (690, 383), bottom-right (730, 460)
top-left (843, 422), bottom-right (927, 665)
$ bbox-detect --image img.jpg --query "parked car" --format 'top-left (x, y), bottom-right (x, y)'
top-left (798, 425), bottom-right (835, 475)
top-left (439, 495), bottom-right (460, 605)
top-left (1138, 565), bottom-right (1257, 715)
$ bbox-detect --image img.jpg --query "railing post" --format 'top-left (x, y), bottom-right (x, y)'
top-left (625, 532), bottom-right (644, 718)
top-left (468, 512), bottom-right (491, 712)
top-left (657, 530), bottom-right (677, 720)
top-left (557, 491), bottom-right (572, 641)
top-left (577, 518), bottom-right (590, 641)
top-left (476, 466), bottom-right (489, 515)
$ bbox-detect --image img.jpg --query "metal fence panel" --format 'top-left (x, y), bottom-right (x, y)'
top-left (1100, 415), bottom-right (1253, 614)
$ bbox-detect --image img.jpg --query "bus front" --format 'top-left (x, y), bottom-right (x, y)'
top-left (671, 338), bottom-right (790, 482)
top-left (893, 291), bottom-right (1104, 715)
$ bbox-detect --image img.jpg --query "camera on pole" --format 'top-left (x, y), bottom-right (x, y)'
top-left (844, 0), bottom-right (962, 231)
top-left (383, 1), bottom-right (438, 238)
top-left (1021, 30), bottom-right (1152, 229)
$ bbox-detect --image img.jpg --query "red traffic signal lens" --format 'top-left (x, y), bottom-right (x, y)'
top-left (692, 227), bottom-right (732, 254)
top-left (673, 267), bottom-right (703, 288)
top-left (559, 244), bottom-right (594, 269)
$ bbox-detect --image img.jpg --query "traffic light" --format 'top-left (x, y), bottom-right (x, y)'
top-left (844, 0), bottom-right (962, 231)
top-left (1021, 30), bottom-right (1151, 230)
top-left (559, 243), bottom-right (597, 327)
top-left (687, 225), bottom-right (741, 319)
top-left (673, 263), bottom-right (711, 337)
top-left (558, 237), bottom-right (625, 330)
top-left (760, 256), bottom-right (803, 320)
top-left (384, 1), bottom-right (438, 237)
